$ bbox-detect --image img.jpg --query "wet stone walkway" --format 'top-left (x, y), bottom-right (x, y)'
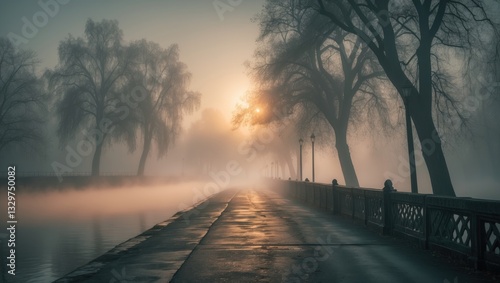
top-left (56, 188), bottom-right (495, 282)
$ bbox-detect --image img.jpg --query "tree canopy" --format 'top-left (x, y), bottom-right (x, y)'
top-left (0, 38), bottom-right (46, 153)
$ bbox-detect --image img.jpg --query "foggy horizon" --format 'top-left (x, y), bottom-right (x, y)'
top-left (1, 1), bottom-right (500, 282)
top-left (0, 0), bottom-right (499, 199)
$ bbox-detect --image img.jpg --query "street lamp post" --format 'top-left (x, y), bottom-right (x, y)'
top-left (311, 133), bottom-right (315, 182)
top-left (275, 161), bottom-right (279, 179)
top-left (402, 86), bottom-right (418, 194)
top-left (299, 138), bottom-right (303, 181)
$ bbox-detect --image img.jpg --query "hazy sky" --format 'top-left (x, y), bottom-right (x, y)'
top-left (1, 1), bottom-right (498, 200)
top-left (0, 0), bottom-right (265, 121)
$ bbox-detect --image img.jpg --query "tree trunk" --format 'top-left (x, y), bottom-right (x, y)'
top-left (284, 154), bottom-right (296, 180)
top-left (91, 140), bottom-right (104, 176)
top-left (316, 0), bottom-right (457, 196)
top-left (335, 132), bottom-right (360, 187)
top-left (412, 36), bottom-right (456, 196)
top-left (92, 105), bottom-right (106, 177)
top-left (137, 131), bottom-right (152, 176)
top-left (410, 101), bottom-right (456, 196)
top-left (322, 109), bottom-right (360, 187)
top-left (372, 39), bottom-right (456, 196)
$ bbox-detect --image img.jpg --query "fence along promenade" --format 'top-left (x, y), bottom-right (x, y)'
top-left (271, 179), bottom-right (500, 272)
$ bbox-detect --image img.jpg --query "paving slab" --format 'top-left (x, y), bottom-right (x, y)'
top-left (56, 188), bottom-right (496, 283)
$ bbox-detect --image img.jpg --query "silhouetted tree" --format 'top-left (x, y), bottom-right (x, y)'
top-left (48, 19), bottom-right (137, 176)
top-left (129, 40), bottom-right (201, 176)
top-left (235, 1), bottom-right (390, 186)
top-left (315, 0), bottom-right (499, 196)
top-left (0, 38), bottom-right (45, 153)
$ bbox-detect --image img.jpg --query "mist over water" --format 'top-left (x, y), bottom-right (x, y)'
top-left (0, 180), bottom-right (221, 282)
top-left (0, 1), bottom-right (499, 281)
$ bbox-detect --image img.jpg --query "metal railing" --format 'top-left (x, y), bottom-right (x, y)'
top-left (272, 179), bottom-right (500, 272)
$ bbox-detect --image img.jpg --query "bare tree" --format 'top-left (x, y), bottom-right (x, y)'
top-left (129, 40), bottom-right (201, 176)
top-left (315, 0), bottom-right (500, 196)
top-left (48, 19), bottom-right (137, 176)
top-left (0, 37), bottom-right (45, 153)
top-left (235, 0), bottom-right (390, 186)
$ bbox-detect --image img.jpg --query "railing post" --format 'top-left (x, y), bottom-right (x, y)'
top-left (312, 183), bottom-right (317, 206)
top-left (332, 179), bottom-right (339, 215)
top-left (293, 181), bottom-right (297, 199)
top-left (364, 190), bottom-right (368, 226)
top-left (424, 196), bottom-right (430, 249)
top-left (471, 213), bottom-right (485, 270)
top-left (383, 179), bottom-right (394, 235)
top-left (351, 187), bottom-right (355, 220)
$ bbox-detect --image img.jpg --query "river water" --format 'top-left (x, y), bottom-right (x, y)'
top-left (1, 180), bottom-right (209, 283)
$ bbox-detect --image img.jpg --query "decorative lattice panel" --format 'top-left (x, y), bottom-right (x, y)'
top-left (326, 189), bottom-right (334, 211)
top-left (392, 203), bottom-right (424, 235)
top-left (314, 187), bottom-right (321, 206)
top-left (340, 192), bottom-right (352, 216)
top-left (320, 187), bottom-right (327, 209)
top-left (307, 186), bottom-right (314, 204)
top-left (430, 210), bottom-right (471, 249)
top-left (367, 197), bottom-right (384, 225)
top-left (484, 221), bottom-right (500, 257)
top-left (292, 185), bottom-right (298, 198)
top-left (353, 194), bottom-right (365, 220)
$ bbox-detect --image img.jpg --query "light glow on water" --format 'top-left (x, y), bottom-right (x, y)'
top-left (1, 181), bottom-right (213, 282)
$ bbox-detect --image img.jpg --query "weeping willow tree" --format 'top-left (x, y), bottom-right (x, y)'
top-left (130, 40), bottom-right (201, 176)
top-left (48, 19), bottom-right (137, 176)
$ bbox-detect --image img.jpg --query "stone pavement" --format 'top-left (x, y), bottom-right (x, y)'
top-left (56, 188), bottom-right (496, 282)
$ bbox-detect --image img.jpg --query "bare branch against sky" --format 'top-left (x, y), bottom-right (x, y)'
top-left (0, 0), bottom-right (498, 196)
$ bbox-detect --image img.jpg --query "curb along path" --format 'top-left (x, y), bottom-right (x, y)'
top-left (57, 188), bottom-right (496, 282)
top-left (55, 189), bottom-right (238, 282)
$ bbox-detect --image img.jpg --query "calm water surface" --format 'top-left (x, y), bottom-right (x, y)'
top-left (1, 181), bottom-right (209, 283)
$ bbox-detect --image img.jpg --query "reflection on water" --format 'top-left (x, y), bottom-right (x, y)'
top-left (0, 181), bottom-right (208, 282)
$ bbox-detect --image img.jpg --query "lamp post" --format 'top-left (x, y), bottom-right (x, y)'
top-left (299, 138), bottom-right (303, 181)
top-left (276, 161), bottom-right (280, 179)
top-left (402, 86), bottom-right (418, 194)
top-left (310, 133), bottom-right (315, 182)
top-left (275, 161), bottom-right (279, 179)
